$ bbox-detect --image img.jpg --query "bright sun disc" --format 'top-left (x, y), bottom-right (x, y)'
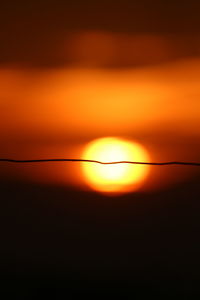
top-left (82, 137), bottom-right (150, 194)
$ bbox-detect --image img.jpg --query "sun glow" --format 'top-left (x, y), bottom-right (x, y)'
top-left (82, 137), bottom-right (150, 194)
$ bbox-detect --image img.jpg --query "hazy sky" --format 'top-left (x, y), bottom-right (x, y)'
top-left (0, 1), bottom-right (199, 190)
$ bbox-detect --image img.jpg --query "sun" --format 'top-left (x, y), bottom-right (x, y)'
top-left (81, 137), bottom-right (150, 194)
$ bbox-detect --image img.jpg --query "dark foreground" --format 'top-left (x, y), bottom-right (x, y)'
top-left (1, 176), bottom-right (200, 296)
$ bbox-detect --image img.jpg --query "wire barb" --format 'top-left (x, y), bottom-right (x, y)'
top-left (0, 158), bottom-right (200, 166)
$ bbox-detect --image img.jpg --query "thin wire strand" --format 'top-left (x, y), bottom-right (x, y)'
top-left (0, 158), bottom-right (200, 166)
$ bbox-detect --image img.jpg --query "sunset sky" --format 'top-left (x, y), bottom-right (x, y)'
top-left (1, 0), bottom-right (200, 294)
top-left (1, 32), bottom-right (200, 191)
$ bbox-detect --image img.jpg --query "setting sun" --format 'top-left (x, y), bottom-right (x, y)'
top-left (82, 137), bottom-right (150, 194)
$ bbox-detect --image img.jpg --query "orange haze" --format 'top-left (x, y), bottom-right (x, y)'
top-left (0, 33), bottom-right (200, 192)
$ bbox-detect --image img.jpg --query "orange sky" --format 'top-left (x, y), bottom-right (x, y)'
top-left (1, 58), bottom-right (200, 137)
top-left (0, 33), bottom-right (200, 191)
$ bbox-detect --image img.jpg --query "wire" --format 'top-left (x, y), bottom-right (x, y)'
top-left (0, 158), bottom-right (200, 166)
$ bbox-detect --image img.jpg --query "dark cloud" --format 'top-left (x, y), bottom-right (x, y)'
top-left (0, 0), bottom-right (200, 67)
